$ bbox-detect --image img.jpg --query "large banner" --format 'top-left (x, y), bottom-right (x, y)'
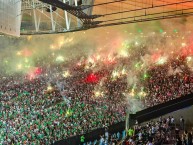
top-left (0, 0), bottom-right (21, 36)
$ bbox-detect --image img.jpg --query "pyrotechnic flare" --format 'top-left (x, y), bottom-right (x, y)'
top-left (47, 86), bottom-right (53, 91)
top-left (17, 64), bottom-right (22, 70)
top-left (62, 71), bottom-right (71, 78)
top-left (156, 56), bottom-right (168, 65)
top-left (16, 51), bottom-right (21, 56)
top-left (94, 90), bottom-right (104, 98)
top-left (56, 56), bottom-right (64, 62)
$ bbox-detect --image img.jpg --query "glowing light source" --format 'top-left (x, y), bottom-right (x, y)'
top-left (66, 109), bottom-right (72, 117)
top-left (119, 49), bottom-right (128, 57)
top-left (17, 64), bottom-right (22, 70)
top-left (47, 86), bottom-right (53, 91)
top-left (96, 55), bottom-right (101, 60)
top-left (137, 29), bottom-right (142, 33)
top-left (50, 45), bottom-right (56, 50)
top-left (181, 43), bottom-right (187, 47)
top-left (25, 58), bottom-right (29, 63)
top-left (88, 57), bottom-right (94, 64)
top-left (129, 88), bottom-right (135, 97)
top-left (62, 70), bottom-right (70, 78)
top-left (27, 36), bottom-right (32, 41)
top-left (4, 60), bottom-right (8, 64)
top-left (143, 72), bottom-right (149, 80)
top-left (174, 29), bottom-right (178, 33)
top-left (156, 56), bottom-right (167, 65)
top-left (86, 73), bottom-right (99, 83)
top-left (121, 68), bottom-right (127, 75)
top-left (135, 62), bottom-right (141, 68)
top-left (16, 51), bottom-right (21, 56)
top-left (59, 41), bottom-right (64, 46)
top-left (112, 70), bottom-right (120, 79)
top-left (186, 56), bottom-right (192, 62)
top-left (56, 55), bottom-right (64, 62)
top-left (138, 88), bottom-right (147, 98)
top-left (94, 90), bottom-right (104, 97)
top-left (135, 41), bottom-right (139, 46)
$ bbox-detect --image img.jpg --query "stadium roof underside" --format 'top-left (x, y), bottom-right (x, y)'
top-left (20, 0), bottom-right (193, 35)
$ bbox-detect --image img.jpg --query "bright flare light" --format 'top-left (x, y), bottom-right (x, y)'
top-left (16, 51), bottom-right (22, 56)
top-left (129, 88), bottom-right (135, 97)
top-left (182, 43), bottom-right (187, 47)
top-left (138, 91), bottom-right (147, 98)
top-left (62, 71), bottom-right (71, 78)
top-left (50, 45), bottom-right (56, 50)
top-left (156, 56), bottom-right (167, 65)
top-left (88, 57), bottom-right (94, 64)
top-left (59, 41), bottom-right (64, 46)
top-left (56, 56), bottom-right (64, 62)
top-left (112, 70), bottom-right (120, 79)
top-left (47, 86), bottom-right (53, 91)
top-left (119, 49), bottom-right (128, 57)
top-left (94, 90), bottom-right (104, 97)
top-left (27, 36), bottom-right (32, 41)
top-left (17, 64), bottom-right (22, 70)
top-left (186, 56), bottom-right (192, 62)
top-left (25, 58), bottom-right (29, 63)
top-left (135, 41), bottom-right (139, 46)
top-left (121, 68), bottom-right (127, 75)
top-left (96, 55), bottom-right (101, 61)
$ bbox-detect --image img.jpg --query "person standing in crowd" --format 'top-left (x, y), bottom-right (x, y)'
top-left (80, 135), bottom-right (85, 145)
top-left (117, 132), bottom-right (121, 140)
top-left (175, 137), bottom-right (182, 145)
top-left (171, 116), bottom-right (175, 124)
top-left (146, 138), bottom-right (153, 145)
top-left (135, 120), bottom-right (138, 126)
top-left (180, 116), bottom-right (185, 130)
top-left (175, 127), bottom-right (180, 138)
top-left (187, 132), bottom-right (193, 145)
top-left (122, 130), bottom-right (126, 140)
top-left (171, 116), bottom-right (175, 129)
top-left (159, 116), bottom-right (162, 124)
top-left (128, 127), bottom-right (134, 137)
top-left (167, 116), bottom-right (171, 126)
top-left (99, 135), bottom-right (105, 145)
top-left (104, 127), bottom-right (109, 144)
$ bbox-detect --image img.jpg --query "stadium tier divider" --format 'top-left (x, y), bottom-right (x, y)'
top-left (129, 93), bottom-right (193, 125)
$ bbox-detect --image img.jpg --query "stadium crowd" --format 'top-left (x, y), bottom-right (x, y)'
top-left (0, 53), bottom-right (193, 144)
top-left (122, 116), bottom-right (193, 145)
top-left (82, 116), bottom-right (192, 145)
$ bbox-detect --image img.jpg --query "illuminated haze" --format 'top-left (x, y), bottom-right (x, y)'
top-left (1, 17), bottom-right (193, 112)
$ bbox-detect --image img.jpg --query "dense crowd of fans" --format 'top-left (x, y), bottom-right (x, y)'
top-left (144, 56), bottom-right (193, 107)
top-left (0, 52), bottom-right (193, 144)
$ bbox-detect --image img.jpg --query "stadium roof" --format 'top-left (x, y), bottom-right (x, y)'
top-left (19, 0), bottom-right (193, 34)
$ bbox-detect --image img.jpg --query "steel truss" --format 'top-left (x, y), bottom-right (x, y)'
top-left (21, 0), bottom-right (95, 34)
top-left (20, 0), bottom-right (193, 35)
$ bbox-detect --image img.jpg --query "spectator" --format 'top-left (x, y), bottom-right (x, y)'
top-left (180, 116), bottom-right (185, 130)
top-left (171, 116), bottom-right (175, 125)
top-left (187, 132), bottom-right (193, 145)
top-left (80, 135), bottom-right (85, 145)
top-left (128, 128), bottom-right (134, 137)
top-left (176, 137), bottom-right (182, 145)
top-left (99, 135), bottom-right (105, 145)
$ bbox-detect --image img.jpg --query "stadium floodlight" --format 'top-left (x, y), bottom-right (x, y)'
top-left (0, 0), bottom-right (21, 37)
